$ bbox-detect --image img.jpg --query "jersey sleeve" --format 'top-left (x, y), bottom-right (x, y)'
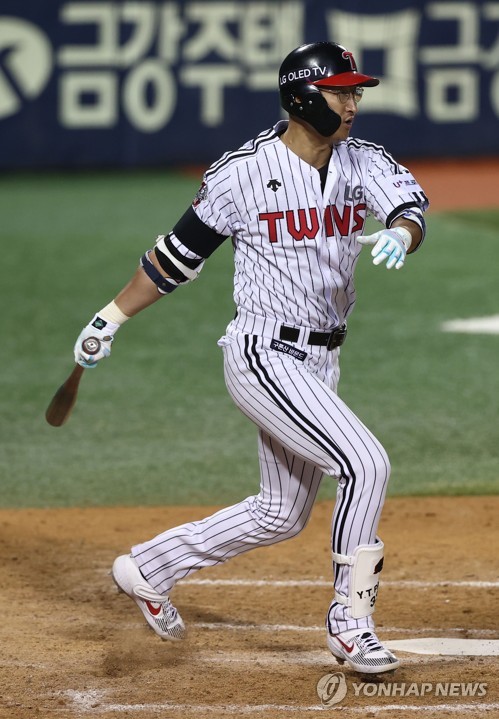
top-left (170, 132), bottom-right (270, 260)
top-left (363, 147), bottom-right (429, 227)
top-left (193, 160), bottom-right (238, 235)
top-left (166, 159), bottom-right (239, 262)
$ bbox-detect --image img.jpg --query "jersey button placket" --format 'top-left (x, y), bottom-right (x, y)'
top-left (323, 164), bottom-right (338, 205)
top-left (321, 163), bottom-right (341, 290)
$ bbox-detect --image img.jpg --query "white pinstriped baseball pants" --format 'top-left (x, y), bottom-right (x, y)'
top-left (132, 330), bottom-right (390, 634)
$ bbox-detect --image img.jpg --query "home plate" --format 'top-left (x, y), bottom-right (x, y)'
top-left (386, 638), bottom-right (499, 656)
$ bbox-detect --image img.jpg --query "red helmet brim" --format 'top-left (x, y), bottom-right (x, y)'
top-left (313, 71), bottom-right (379, 88)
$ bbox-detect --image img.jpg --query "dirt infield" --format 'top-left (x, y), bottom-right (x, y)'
top-left (1, 497), bottom-right (498, 719)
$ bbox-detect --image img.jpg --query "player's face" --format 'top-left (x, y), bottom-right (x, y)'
top-left (319, 86), bottom-right (361, 141)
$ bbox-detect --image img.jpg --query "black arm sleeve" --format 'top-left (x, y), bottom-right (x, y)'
top-left (385, 202), bottom-right (421, 229)
top-left (172, 207), bottom-right (230, 259)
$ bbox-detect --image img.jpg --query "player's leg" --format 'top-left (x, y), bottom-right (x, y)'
top-left (130, 429), bottom-right (323, 593)
top-left (223, 333), bottom-right (390, 550)
top-left (224, 333), bottom-right (398, 671)
top-left (114, 331), bottom-right (395, 669)
top-left (113, 423), bottom-right (323, 640)
top-left (324, 477), bottom-right (399, 673)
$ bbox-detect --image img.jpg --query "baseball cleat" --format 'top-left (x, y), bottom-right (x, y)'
top-left (112, 554), bottom-right (185, 641)
top-left (327, 629), bottom-right (400, 674)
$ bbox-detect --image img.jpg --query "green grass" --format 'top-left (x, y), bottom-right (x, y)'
top-left (341, 209), bottom-right (499, 496)
top-left (0, 172), bottom-right (498, 507)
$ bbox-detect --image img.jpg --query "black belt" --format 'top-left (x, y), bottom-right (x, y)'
top-left (279, 323), bottom-right (347, 351)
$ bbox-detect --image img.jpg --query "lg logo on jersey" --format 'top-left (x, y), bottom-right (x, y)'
top-left (345, 184), bottom-right (363, 202)
top-left (259, 204), bottom-right (366, 242)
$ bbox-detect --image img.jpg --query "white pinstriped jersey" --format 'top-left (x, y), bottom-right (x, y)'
top-left (190, 120), bottom-right (428, 331)
top-left (132, 125), bottom-right (428, 631)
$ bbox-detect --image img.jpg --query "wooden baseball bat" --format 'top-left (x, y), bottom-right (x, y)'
top-left (45, 364), bottom-right (85, 426)
top-left (45, 336), bottom-right (102, 427)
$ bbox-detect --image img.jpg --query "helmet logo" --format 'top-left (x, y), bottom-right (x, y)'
top-left (341, 50), bottom-right (357, 71)
top-left (280, 66), bottom-right (327, 85)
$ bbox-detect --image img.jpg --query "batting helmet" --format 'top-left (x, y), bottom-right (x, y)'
top-left (278, 42), bottom-right (379, 137)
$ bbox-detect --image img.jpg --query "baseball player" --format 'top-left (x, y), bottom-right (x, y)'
top-left (74, 42), bottom-right (428, 674)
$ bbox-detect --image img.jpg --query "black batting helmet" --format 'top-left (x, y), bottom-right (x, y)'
top-left (279, 42), bottom-right (379, 137)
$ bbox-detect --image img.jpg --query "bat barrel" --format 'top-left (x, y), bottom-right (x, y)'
top-left (45, 364), bottom-right (85, 427)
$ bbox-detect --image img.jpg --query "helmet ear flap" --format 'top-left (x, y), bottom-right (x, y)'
top-left (284, 87), bottom-right (342, 137)
top-left (308, 95), bottom-right (342, 137)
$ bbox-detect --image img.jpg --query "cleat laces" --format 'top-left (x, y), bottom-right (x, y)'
top-left (358, 632), bottom-right (384, 654)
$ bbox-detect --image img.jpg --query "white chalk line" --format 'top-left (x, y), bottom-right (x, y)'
top-left (441, 314), bottom-right (499, 335)
top-left (182, 578), bottom-right (499, 589)
top-left (191, 622), bottom-right (497, 638)
top-left (97, 568), bottom-right (499, 589)
top-left (64, 690), bottom-right (499, 714)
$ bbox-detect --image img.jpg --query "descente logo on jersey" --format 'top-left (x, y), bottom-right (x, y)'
top-left (267, 179), bottom-right (282, 192)
top-left (259, 204), bottom-right (366, 242)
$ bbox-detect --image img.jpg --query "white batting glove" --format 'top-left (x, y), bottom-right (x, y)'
top-left (357, 227), bottom-right (412, 270)
top-left (73, 301), bottom-right (130, 368)
top-left (74, 317), bottom-right (117, 368)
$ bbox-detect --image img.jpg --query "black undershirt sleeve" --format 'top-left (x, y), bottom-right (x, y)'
top-left (172, 207), bottom-right (230, 259)
top-left (385, 202), bottom-right (421, 229)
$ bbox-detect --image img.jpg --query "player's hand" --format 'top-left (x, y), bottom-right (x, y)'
top-left (73, 316), bottom-right (118, 368)
top-left (357, 227), bottom-right (412, 270)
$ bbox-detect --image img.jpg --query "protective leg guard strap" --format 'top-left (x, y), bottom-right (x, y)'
top-left (332, 538), bottom-right (384, 619)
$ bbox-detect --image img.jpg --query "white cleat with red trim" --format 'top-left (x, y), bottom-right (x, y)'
top-left (112, 554), bottom-right (185, 641)
top-left (327, 629), bottom-right (400, 674)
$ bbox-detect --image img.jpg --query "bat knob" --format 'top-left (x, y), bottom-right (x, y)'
top-left (81, 336), bottom-right (101, 355)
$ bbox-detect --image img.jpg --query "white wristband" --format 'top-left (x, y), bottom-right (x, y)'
top-left (98, 300), bottom-right (130, 326)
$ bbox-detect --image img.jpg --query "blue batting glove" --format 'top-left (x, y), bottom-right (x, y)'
top-left (357, 227), bottom-right (412, 270)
